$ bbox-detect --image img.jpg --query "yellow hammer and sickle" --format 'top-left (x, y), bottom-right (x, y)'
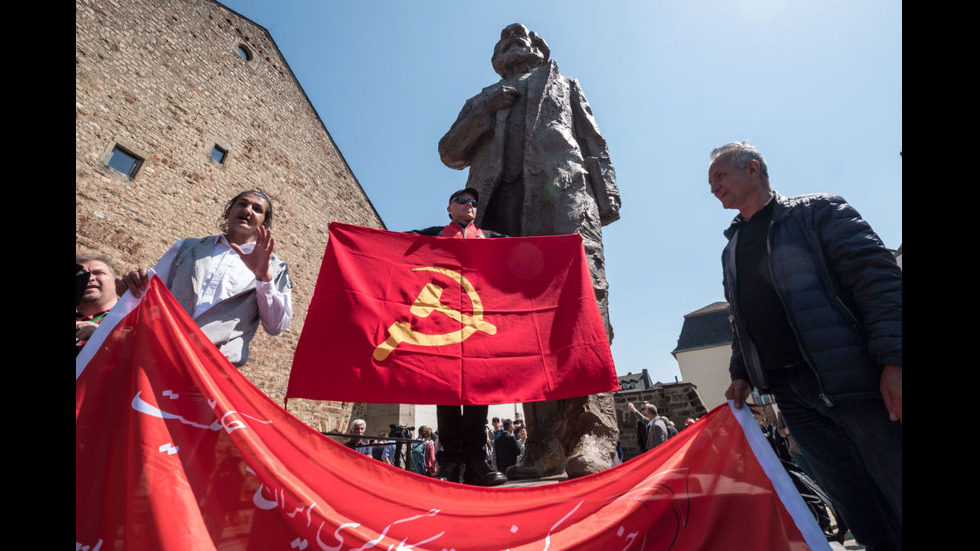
top-left (373, 266), bottom-right (497, 361)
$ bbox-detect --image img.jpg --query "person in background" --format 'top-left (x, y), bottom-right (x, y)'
top-left (494, 419), bottom-right (522, 473)
top-left (491, 417), bottom-right (504, 440)
top-left (372, 431), bottom-right (395, 465)
top-left (512, 412), bottom-right (525, 431)
top-left (76, 254), bottom-right (120, 354)
top-left (344, 419), bottom-right (372, 457)
top-left (417, 426), bottom-right (438, 476)
top-left (516, 426), bottom-right (528, 463)
top-left (628, 402), bottom-right (668, 450)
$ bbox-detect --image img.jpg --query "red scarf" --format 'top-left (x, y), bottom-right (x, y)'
top-left (438, 221), bottom-right (486, 239)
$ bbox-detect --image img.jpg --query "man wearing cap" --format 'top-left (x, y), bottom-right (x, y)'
top-left (410, 188), bottom-right (506, 486)
top-left (413, 187), bottom-right (505, 239)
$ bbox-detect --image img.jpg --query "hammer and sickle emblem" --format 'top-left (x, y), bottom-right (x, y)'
top-left (373, 266), bottom-right (497, 361)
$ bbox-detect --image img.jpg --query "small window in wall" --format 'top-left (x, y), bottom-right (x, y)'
top-left (210, 144), bottom-right (228, 164)
top-left (106, 145), bottom-right (143, 178)
top-left (237, 44), bottom-right (252, 61)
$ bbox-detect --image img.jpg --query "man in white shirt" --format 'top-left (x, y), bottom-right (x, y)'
top-left (119, 190), bottom-right (292, 366)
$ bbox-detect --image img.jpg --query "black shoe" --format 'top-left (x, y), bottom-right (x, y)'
top-left (436, 461), bottom-right (461, 483)
top-left (463, 460), bottom-right (507, 487)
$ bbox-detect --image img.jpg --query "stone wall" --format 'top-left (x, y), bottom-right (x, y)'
top-left (76, 0), bottom-right (385, 432)
top-left (613, 383), bottom-right (708, 460)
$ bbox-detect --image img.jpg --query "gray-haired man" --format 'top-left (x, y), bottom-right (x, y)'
top-left (709, 141), bottom-right (902, 550)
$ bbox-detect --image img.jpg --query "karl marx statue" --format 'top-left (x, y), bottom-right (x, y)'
top-left (439, 23), bottom-right (621, 479)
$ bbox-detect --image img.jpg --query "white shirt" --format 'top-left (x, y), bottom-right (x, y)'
top-left (153, 234), bottom-right (292, 335)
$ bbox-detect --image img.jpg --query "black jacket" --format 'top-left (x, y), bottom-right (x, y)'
top-left (411, 222), bottom-right (506, 238)
top-left (723, 193), bottom-right (902, 404)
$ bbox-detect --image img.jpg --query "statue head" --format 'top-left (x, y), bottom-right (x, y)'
top-left (491, 23), bottom-right (550, 79)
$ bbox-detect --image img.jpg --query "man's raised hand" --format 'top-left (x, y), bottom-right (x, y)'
top-left (231, 225), bottom-right (275, 282)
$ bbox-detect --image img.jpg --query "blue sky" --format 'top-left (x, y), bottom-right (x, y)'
top-left (218, 0), bottom-right (902, 384)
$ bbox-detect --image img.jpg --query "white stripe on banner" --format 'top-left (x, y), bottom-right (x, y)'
top-left (729, 400), bottom-right (831, 550)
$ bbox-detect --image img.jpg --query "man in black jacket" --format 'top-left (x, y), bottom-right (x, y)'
top-left (709, 142), bottom-right (902, 550)
top-left (410, 188), bottom-right (506, 486)
top-left (493, 419), bottom-right (522, 473)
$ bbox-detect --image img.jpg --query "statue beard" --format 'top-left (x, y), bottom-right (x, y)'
top-left (492, 46), bottom-right (546, 78)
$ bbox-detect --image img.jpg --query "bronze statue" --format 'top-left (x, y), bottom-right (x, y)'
top-left (439, 23), bottom-right (621, 479)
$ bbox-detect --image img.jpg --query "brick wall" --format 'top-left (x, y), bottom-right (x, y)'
top-left (76, 0), bottom-right (384, 431)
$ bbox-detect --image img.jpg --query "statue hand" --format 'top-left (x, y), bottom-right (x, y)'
top-left (485, 85), bottom-right (519, 113)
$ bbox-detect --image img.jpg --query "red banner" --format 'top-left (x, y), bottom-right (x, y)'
top-left (287, 222), bottom-right (619, 405)
top-left (76, 276), bottom-right (829, 550)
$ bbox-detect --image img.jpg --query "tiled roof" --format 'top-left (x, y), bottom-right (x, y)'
top-left (672, 303), bottom-right (733, 353)
top-left (616, 370), bottom-right (653, 391)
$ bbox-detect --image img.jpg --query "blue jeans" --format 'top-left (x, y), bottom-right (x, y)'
top-left (767, 365), bottom-right (902, 550)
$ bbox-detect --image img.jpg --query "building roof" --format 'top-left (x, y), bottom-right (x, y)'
top-left (616, 369), bottom-right (654, 391)
top-left (684, 301), bottom-right (729, 317)
top-left (672, 302), bottom-right (733, 355)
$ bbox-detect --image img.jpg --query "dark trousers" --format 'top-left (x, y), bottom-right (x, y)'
top-left (436, 404), bottom-right (488, 464)
top-left (768, 365), bottom-right (902, 550)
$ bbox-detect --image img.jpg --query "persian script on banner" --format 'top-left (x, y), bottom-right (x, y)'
top-left (76, 276), bottom-right (829, 550)
top-left (287, 223), bottom-right (619, 405)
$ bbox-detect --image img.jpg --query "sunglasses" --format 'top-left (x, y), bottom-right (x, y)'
top-left (452, 197), bottom-right (478, 206)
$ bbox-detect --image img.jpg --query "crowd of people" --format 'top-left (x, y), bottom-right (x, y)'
top-left (339, 416), bottom-right (529, 482)
top-left (335, 403), bottom-right (701, 484)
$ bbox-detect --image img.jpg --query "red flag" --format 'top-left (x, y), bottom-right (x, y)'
top-left (287, 222), bottom-right (619, 405)
top-left (76, 278), bottom-right (829, 549)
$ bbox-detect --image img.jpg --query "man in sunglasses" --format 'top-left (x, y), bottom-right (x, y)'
top-left (410, 188), bottom-right (506, 486)
top-left (414, 188), bottom-right (505, 239)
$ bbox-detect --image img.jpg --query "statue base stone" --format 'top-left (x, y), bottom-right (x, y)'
top-left (506, 392), bottom-right (619, 480)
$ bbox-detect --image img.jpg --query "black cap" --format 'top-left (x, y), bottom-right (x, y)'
top-left (449, 187), bottom-right (479, 203)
